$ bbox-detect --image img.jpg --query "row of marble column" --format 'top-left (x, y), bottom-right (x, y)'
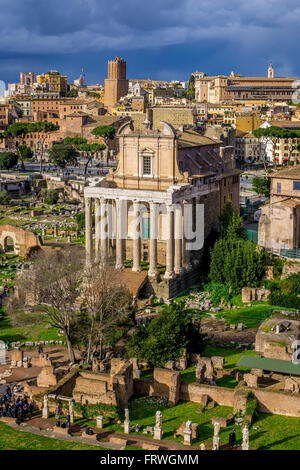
top-left (85, 197), bottom-right (192, 280)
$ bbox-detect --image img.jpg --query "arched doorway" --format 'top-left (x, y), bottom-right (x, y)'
top-left (4, 236), bottom-right (14, 253)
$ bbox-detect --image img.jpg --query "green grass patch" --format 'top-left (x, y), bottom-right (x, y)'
top-left (203, 345), bottom-right (257, 370)
top-left (216, 305), bottom-right (274, 329)
top-left (0, 422), bottom-right (105, 450)
top-left (0, 311), bottom-right (60, 343)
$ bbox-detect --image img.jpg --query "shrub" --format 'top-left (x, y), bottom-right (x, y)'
top-left (204, 281), bottom-right (236, 306)
top-left (41, 189), bottom-right (59, 205)
top-left (0, 152), bottom-right (18, 170)
top-left (126, 302), bottom-right (205, 368)
top-left (73, 402), bottom-right (119, 420)
top-left (0, 190), bottom-right (11, 205)
top-left (209, 238), bottom-right (264, 289)
top-left (269, 292), bottom-right (300, 310)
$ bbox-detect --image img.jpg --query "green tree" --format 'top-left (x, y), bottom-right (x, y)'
top-left (0, 152), bottom-right (18, 170)
top-left (252, 176), bottom-right (271, 198)
top-left (76, 212), bottom-right (85, 230)
top-left (91, 125), bottom-right (116, 161)
top-left (126, 302), bottom-right (204, 368)
top-left (0, 190), bottom-right (11, 205)
top-left (67, 88), bottom-right (78, 97)
top-left (220, 199), bottom-right (247, 239)
top-left (187, 75), bottom-right (195, 100)
top-left (2, 122), bottom-right (59, 171)
top-left (18, 145), bottom-right (33, 161)
top-left (253, 126), bottom-right (300, 169)
top-left (41, 189), bottom-right (59, 205)
top-left (209, 239), bottom-right (264, 289)
top-left (49, 144), bottom-right (79, 169)
top-left (227, 211), bottom-right (248, 240)
top-left (63, 138), bottom-right (106, 176)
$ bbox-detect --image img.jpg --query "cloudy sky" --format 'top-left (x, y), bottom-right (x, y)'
top-left (0, 0), bottom-right (299, 85)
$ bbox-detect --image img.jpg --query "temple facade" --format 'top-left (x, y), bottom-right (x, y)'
top-left (84, 121), bottom-right (240, 299)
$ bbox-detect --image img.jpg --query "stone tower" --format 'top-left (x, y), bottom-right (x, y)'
top-left (268, 64), bottom-right (274, 79)
top-left (104, 57), bottom-right (129, 111)
top-left (20, 72), bottom-right (36, 86)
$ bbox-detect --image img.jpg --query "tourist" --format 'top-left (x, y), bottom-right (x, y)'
top-left (38, 344), bottom-right (43, 355)
top-left (66, 414), bottom-right (71, 428)
top-left (229, 431), bottom-right (236, 448)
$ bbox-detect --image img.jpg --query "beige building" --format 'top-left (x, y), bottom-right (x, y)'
top-left (258, 166), bottom-right (300, 252)
top-left (84, 121), bottom-right (240, 299)
top-left (195, 66), bottom-right (298, 105)
top-left (235, 131), bottom-right (264, 164)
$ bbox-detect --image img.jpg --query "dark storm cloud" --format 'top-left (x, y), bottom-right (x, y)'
top-left (0, 0), bottom-right (299, 82)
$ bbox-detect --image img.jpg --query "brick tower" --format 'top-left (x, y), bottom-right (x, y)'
top-left (104, 57), bottom-right (129, 111)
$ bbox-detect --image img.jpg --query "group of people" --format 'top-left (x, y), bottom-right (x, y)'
top-left (0, 386), bottom-right (33, 423)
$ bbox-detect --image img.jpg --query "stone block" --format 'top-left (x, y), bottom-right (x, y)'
top-left (211, 356), bottom-right (225, 370)
top-left (142, 443), bottom-right (161, 450)
top-left (109, 436), bottom-right (127, 446)
top-left (54, 426), bottom-right (70, 435)
top-left (11, 350), bottom-right (23, 363)
top-left (244, 373), bottom-right (258, 388)
top-left (212, 416), bottom-right (227, 428)
top-left (37, 366), bottom-right (57, 388)
top-left (82, 430), bottom-right (98, 440)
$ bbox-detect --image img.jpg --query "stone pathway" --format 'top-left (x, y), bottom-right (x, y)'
top-left (2, 420), bottom-right (123, 450)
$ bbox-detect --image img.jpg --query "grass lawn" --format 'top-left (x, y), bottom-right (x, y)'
top-left (250, 413), bottom-right (300, 450)
top-left (0, 311), bottom-right (60, 343)
top-left (89, 397), bottom-right (300, 450)
top-left (215, 305), bottom-right (274, 329)
top-left (96, 398), bottom-right (234, 447)
top-left (0, 422), bottom-right (105, 450)
top-left (215, 303), bottom-right (298, 329)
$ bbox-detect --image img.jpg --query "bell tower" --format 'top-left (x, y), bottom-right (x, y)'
top-left (104, 57), bottom-right (129, 111)
top-left (268, 64), bottom-right (274, 79)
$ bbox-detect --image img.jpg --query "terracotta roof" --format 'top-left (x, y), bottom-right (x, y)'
top-left (270, 166), bottom-right (300, 179)
top-left (83, 115), bottom-right (121, 128)
top-left (177, 129), bottom-right (221, 148)
top-left (269, 121), bottom-right (300, 128)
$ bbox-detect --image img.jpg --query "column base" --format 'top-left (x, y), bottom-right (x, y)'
top-left (132, 267), bottom-right (142, 273)
top-left (116, 263), bottom-right (125, 270)
top-left (148, 269), bottom-right (159, 280)
top-left (164, 271), bottom-right (175, 280)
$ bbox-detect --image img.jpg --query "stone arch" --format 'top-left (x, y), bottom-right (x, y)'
top-left (4, 236), bottom-right (14, 253)
top-left (0, 225), bottom-right (42, 257)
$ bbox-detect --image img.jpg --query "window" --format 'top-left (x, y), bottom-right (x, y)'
top-left (293, 181), bottom-right (300, 191)
top-left (277, 183), bottom-right (281, 193)
top-left (142, 217), bottom-right (150, 240)
top-left (143, 155), bottom-right (152, 175)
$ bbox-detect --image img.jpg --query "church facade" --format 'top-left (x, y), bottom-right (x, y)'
top-left (84, 120), bottom-right (240, 299)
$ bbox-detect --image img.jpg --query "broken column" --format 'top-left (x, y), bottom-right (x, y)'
top-left (124, 408), bottom-right (130, 434)
top-left (154, 411), bottom-right (163, 440)
top-left (183, 420), bottom-right (193, 446)
top-left (69, 400), bottom-right (74, 425)
top-left (242, 425), bottom-right (250, 450)
top-left (213, 422), bottom-right (220, 450)
top-left (42, 395), bottom-right (49, 419)
top-left (97, 415), bottom-right (104, 429)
